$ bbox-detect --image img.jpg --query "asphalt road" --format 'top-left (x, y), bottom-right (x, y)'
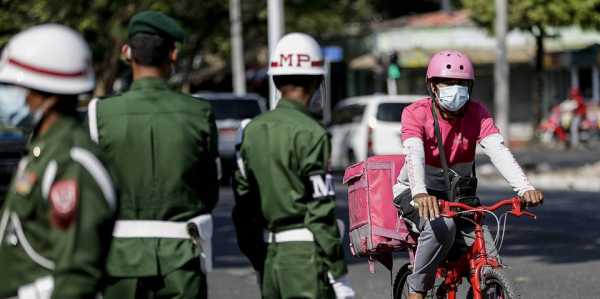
top-left (208, 185), bottom-right (600, 299)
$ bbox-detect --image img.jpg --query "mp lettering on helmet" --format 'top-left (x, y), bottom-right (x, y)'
top-left (297, 54), bottom-right (310, 67)
top-left (272, 53), bottom-right (322, 68)
top-left (309, 173), bottom-right (335, 199)
top-left (280, 54), bottom-right (293, 66)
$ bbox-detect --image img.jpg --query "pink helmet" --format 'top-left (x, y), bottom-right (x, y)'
top-left (426, 50), bottom-right (474, 81)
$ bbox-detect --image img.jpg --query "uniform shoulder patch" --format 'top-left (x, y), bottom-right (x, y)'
top-left (15, 171), bottom-right (37, 196)
top-left (49, 180), bottom-right (78, 230)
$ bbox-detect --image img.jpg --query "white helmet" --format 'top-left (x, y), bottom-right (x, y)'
top-left (268, 33), bottom-right (325, 76)
top-left (0, 24), bottom-right (95, 95)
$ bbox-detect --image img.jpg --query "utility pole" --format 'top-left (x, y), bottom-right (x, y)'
top-left (441, 0), bottom-right (452, 12)
top-left (495, 0), bottom-right (510, 141)
top-left (268, 0), bottom-right (284, 110)
top-left (230, 0), bottom-right (246, 96)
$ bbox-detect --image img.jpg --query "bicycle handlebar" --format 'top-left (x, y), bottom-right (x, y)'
top-left (438, 196), bottom-right (537, 219)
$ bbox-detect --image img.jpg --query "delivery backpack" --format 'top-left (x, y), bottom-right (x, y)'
top-left (343, 155), bottom-right (416, 273)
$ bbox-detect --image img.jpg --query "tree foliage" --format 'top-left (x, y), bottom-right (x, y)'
top-left (462, 0), bottom-right (600, 32)
top-left (462, 0), bottom-right (600, 124)
top-left (0, 0), bottom-right (376, 95)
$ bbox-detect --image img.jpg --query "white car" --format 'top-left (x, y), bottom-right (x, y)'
top-left (329, 94), bottom-right (425, 170)
top-left (192, 92), bottom-right (266, 181)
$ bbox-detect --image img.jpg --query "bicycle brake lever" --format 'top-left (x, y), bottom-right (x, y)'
top-left (522, 210), bottom-right (537, 219)
top-left (510, 210), bottom-right (537, 219)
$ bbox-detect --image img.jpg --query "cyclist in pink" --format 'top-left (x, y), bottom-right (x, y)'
top-left (393, 50), bottom-right (544, 299)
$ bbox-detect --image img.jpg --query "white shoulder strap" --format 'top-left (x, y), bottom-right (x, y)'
top-left (87, 98), bottom-right (99, 144)
top-left (41, 160), bottom-right (58, 200)
top-left (70, 147), bottom-right (116, 211)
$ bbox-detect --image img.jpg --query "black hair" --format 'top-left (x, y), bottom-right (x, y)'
top-left (34, 90), bottom-right (79, 116)
top-left (128, 33), bottom-right (175, 67)
top-left (272, 75), bottom-right (323, 91)
top-left (54, 95), bottom-right (79, 115)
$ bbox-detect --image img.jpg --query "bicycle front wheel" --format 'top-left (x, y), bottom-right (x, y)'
top-left (393, 263), bottom-right (411, 299)
top-left (468, 268), bottom-right (518, 299)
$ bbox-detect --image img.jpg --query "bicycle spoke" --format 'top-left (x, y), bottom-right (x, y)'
top-left (484, 281), bottom-right (506, 299)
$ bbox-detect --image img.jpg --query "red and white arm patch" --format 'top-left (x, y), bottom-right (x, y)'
top-left (49, 180), bottom-right (78, 230)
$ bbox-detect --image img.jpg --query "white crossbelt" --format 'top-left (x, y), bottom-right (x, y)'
top-left (113, 220), bottom-right (189, 239)
top-left (265, 228), bottom-right (314, 243)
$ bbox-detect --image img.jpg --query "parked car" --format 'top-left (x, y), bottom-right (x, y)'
top-left (0, 130), bottom-right (26, 197)
top-left (192, 92), bottom-right (267, 181)
top-left (329, 94), bottom-right (425, 170)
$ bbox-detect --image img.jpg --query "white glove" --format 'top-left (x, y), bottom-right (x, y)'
top-left (328, 273), bottom-right (356, 299)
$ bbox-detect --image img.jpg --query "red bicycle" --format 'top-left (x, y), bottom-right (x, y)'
top-left (393, 197), bottom-right (536, 299)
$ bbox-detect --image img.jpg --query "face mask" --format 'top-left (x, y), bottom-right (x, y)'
top-left (437, 85), bottom-right (470, 112)
top-left (0, 85), bottom-right (29, 128)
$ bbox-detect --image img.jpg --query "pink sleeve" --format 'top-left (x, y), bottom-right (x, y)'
top-left (401, 105), bottom-right (424, 141)
top-left (477, 102), bottom-right (500, 141)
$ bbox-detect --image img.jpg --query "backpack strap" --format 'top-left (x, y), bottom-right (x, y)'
top-left (430, 103), bottom-right (452, 200)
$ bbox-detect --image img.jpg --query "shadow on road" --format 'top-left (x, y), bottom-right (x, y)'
top-left (338, 188), bottom-right (600, 268)
top-left (211, 185), bottom-right (600, 271)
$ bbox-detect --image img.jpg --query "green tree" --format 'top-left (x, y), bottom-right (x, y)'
top-left (0, 0), bottom-right (231, 95)
top-left (462, 0), bottom-right (600, 124)
top-left (0, 0), bottom-right (375, 95)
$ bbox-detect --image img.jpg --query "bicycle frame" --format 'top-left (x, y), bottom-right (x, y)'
top-left (411, 196), bottom-right (536, 299)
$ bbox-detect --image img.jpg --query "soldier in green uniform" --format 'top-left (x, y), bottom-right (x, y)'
top-left (232, 33), bottom-right (355, 299)
top-left (0, 24), bottom-right (116, 299)
top-left (87, 11), bottom-right (220, 299)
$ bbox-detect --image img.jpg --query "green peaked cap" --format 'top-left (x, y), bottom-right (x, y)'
top-left (128, 10), bottom-right (185, 42)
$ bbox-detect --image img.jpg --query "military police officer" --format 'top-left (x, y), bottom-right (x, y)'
top-left (87, 11), bottom-right (219, 299)
top-left (0, 24), bottom-right (117, 298)
top-left (232, 33), bottom-right (355, 299)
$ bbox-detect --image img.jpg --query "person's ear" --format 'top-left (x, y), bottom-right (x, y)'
top-left (428, 81), bottom-right (437, 96)
top-left (121, 44), bottom-right (132, 63)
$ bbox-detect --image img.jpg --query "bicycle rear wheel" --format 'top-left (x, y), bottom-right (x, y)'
top-left (468, 268), bottom-right (518, 299)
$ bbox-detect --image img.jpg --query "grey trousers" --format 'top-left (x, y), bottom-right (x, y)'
top-left (407, 217), bottom-right (498, 294)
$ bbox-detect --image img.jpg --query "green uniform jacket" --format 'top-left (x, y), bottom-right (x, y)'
top-left (233, 98), bottom-right (348, 279)
top-left (0, 117), bottom-right (116, 299)
top-left (91, 77), bottom-right (219, 277)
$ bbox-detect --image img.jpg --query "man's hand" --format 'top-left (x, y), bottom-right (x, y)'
top-left (522, 189), bottom-right (544, 207)
top-left (412, 193), bottom-right (440, 221)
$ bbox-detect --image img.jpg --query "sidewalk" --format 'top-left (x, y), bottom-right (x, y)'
top-left (477, 149), bottom-right (600, 192)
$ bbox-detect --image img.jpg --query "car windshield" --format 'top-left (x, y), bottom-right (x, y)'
top-left (376, 103), bottom-right (410, 122)
top-left (208, 99), bottom-right (262, 120)
top-left (332, 104), bottom-right (365, 125)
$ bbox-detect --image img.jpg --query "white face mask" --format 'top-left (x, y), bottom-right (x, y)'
top-left (0, 85), bottom-right (29, 128)
top-left (0, 85), bottom-right (52, 132)
top-left (437, 85), bottom-right (470, 112)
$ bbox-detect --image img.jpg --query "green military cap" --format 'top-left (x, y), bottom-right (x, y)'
top-left (128, 10), bottom-right (185, 42)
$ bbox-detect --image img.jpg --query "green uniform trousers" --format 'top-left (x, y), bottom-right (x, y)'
top-left (103, 258), bottom-right (206, 299)
top-left (262, 242), bottom-right (335, 299)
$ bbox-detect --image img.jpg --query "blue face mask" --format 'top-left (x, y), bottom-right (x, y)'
top-left (0, 85), bottom-right (30, 128)
top-left (437, 85), bottom-right (470, 112)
